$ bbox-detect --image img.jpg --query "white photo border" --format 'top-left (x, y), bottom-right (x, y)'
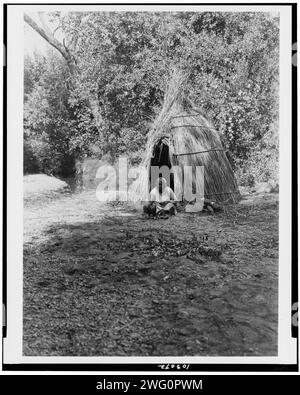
top-left (2, 1), bottom-right (298, 370)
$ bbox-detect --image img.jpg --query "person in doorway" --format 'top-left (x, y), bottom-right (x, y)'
top-left (143, 176), bottom-right (177, 218)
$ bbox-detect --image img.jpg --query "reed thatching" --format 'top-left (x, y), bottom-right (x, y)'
top-left (131, 70), bottom-right (240, 204)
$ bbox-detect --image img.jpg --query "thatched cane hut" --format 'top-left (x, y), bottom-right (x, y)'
top-left (131, 71), bottom-right (240, 205)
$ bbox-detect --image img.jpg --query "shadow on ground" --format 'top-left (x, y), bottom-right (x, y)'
top-left (23, 193), bottom-right (278, 356)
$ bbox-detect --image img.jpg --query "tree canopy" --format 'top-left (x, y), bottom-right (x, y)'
top-left (24, 11), bottom-right (279, 185)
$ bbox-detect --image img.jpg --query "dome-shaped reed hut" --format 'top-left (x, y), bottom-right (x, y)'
top-left (131, 71), bottom-right (240, 204)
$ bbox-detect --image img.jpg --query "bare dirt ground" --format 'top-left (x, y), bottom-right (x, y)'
top-left (23, 189), bottom-right (278, 356)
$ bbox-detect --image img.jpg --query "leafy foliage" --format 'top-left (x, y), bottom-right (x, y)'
top-left (24, 12), bottom-right (279, 185)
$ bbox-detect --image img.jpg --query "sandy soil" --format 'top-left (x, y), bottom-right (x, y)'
top-left (23, 189), bottom-right (278, 356)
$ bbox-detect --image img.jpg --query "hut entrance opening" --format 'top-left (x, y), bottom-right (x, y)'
top-left (150, 138), bottom-right (174, 191)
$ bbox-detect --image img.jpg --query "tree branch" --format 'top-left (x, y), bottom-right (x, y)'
top-left (24, 13), bottom-right (75, 73)
top-left (24, 13), bottom-right (103, 132)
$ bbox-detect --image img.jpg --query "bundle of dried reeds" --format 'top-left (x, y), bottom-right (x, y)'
top-left (131, 69), bottom-right (240, 204)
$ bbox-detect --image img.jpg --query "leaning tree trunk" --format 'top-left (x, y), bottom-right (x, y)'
top-left (24, 13), bottom-right (104, 136)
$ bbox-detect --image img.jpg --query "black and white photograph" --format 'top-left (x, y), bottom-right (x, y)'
top-left (2, 2), bottom-right (297, 370)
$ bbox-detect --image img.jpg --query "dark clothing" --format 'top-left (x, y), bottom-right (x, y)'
top-left (143, 201), bottom-right (176, 217)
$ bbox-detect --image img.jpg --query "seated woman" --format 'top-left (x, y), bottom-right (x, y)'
top-left (143, 177), bottom-right (177, 218)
